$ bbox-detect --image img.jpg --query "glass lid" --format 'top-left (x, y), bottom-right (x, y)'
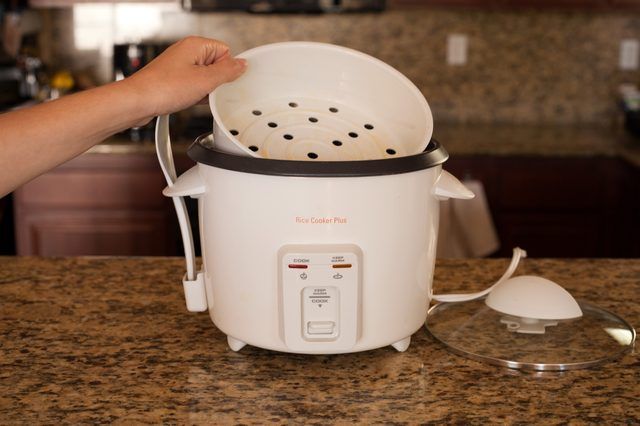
top-left (425, 299), bottom-right (635, 371)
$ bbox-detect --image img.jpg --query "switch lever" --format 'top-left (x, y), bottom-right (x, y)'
top-left (307, 321), bottom-right (335, 335)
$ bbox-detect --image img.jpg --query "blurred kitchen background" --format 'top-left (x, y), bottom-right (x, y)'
top-left (1, 0), bottom-right (639, 258)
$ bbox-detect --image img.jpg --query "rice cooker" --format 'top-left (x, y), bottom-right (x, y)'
top-left (154, 42), bottom-right (474, 354)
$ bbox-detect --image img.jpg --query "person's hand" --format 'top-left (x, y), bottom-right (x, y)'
top-left (0, 36), bottom-right (246, 196)
top-left (126, 36), bottom-right (247, 120)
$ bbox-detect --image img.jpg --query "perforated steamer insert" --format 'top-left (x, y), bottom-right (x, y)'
top-left (209, 42), bottom-right (434, 161)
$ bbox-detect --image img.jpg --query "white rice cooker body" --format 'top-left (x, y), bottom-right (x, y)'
top-left (165, 135), bottom-right (474, 354)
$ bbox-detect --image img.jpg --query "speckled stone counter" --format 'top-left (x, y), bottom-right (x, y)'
top-left (88, 136), bottom-right (190, 155)
top-left (434, 123), bottom-right (640, 167)
top-left (0, 257), bottom-right (638, 424)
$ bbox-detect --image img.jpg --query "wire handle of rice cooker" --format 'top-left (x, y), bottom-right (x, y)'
top-left (155, 115), bottom-right (207, 312)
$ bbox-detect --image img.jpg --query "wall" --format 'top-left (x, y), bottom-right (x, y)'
top-left (40, 5), bottom-right (640, 124)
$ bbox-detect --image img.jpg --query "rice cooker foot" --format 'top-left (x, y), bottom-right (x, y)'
top-left (391, 336), bottom-right (411, 352)
top-left (227, 336), bottom-right (247, 352)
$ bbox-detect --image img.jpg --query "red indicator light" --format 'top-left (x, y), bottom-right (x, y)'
top-left (288, 264), bottom-right (308, 269)
top-left (332, 264), bottom-right (352, 269)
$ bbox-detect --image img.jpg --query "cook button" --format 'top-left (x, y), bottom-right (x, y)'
top-left (307, 321), bottom-right (335, 335)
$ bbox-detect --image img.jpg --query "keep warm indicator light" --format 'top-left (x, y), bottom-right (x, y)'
top-left (332, 264), bottom-right (352, 269)
top-left (288, 264), bottom-right (308, 269)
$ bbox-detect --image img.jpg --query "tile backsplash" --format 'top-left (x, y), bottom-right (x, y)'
top-left (40, 5), bottom-right (640, 124)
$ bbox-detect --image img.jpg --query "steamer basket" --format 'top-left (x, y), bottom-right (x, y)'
top-left (209, 42), bottom-right (433, 161)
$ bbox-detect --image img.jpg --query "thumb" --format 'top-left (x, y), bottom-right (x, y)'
top-left (201, 56), bottom-right (247, 92)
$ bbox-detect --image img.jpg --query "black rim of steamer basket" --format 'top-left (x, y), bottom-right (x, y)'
top-left (187, 133), bottom-right (449, 178)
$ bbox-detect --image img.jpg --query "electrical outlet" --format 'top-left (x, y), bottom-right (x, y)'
top-left (447, 34), bottom-right (468, 66)
top-left (619, 39), bottom-right (639, 71)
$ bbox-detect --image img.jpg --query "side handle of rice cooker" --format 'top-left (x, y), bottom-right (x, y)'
top-left (155, 115), bottom-right (208, 313)
top-left (433, 169), bottom-right (475, 200)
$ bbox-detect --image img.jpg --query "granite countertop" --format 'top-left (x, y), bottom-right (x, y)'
top-left (92, 124), bottom-right (640, 167)
top-left (88, 136), bottom-right (188, 155)
top-left (1, 257), bottom-right (638, 423)
top-left (434, 123), bottom-right (640, 167)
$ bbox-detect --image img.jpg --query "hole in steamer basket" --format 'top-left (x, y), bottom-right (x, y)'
top-left (348, 132), bottom-right (358, 138)
top-left (252, 110), bottom-right (262, 116)
top-left (364, 124), bottom-right (374, 130)
top-left (268, 122), bottom-right (278, 128)
top-left (230, 129), bottom-right (239, 136)
top-left (329, 107), bottom-right (339, 113)
top-left (307, 152), bottom-right (318, 159)
top-left (249, 145), bottom-right (259, 152)
top-left (283, 134), bottom-right (294, 140)
top-left (332, 140), bottom-right (343, 146)
top-left (289, 102), bottom-right (298, 108)
top-left (308, 117), bottom-right (318, 123)
top-left (386, 148), bottom-right (396, 155)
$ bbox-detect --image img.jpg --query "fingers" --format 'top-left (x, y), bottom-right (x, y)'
top-left (200, 56), bottom-right (247, 92)
top-left (204, 40), bottom-right (231, 64)
top-left (130, 36), bottom-right (247, 116)
top-left (179, 36), bottom-right (230, 66)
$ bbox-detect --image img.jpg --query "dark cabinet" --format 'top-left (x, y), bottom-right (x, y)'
top-left (12, 150), bottom-right (639, 258)
top-left (444, 155), bottom-right (639, 258)
top-left (16, 210), bottom-right (169, 256)
top-left (497, 212), bottom-right (601, 257)
top-left (391, 0), bottom-right (631, 10)
top-left (609, 0), bottom-right (640, 6)
top-left (13, 152), bottom-right (192, 256)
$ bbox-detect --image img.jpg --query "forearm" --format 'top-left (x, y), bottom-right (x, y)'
top-left (0, 36), bottom-right (245, 198)
top-left (0, 79), bottom-right (151, 197)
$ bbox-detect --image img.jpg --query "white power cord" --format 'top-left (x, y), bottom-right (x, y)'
top-left (155, 115), bottom-right (197, 282)
top-left (431, 247), bottom-right (527, 303)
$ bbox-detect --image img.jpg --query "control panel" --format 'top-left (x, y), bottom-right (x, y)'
top-left (278, 244), bottom-right (362, 352)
